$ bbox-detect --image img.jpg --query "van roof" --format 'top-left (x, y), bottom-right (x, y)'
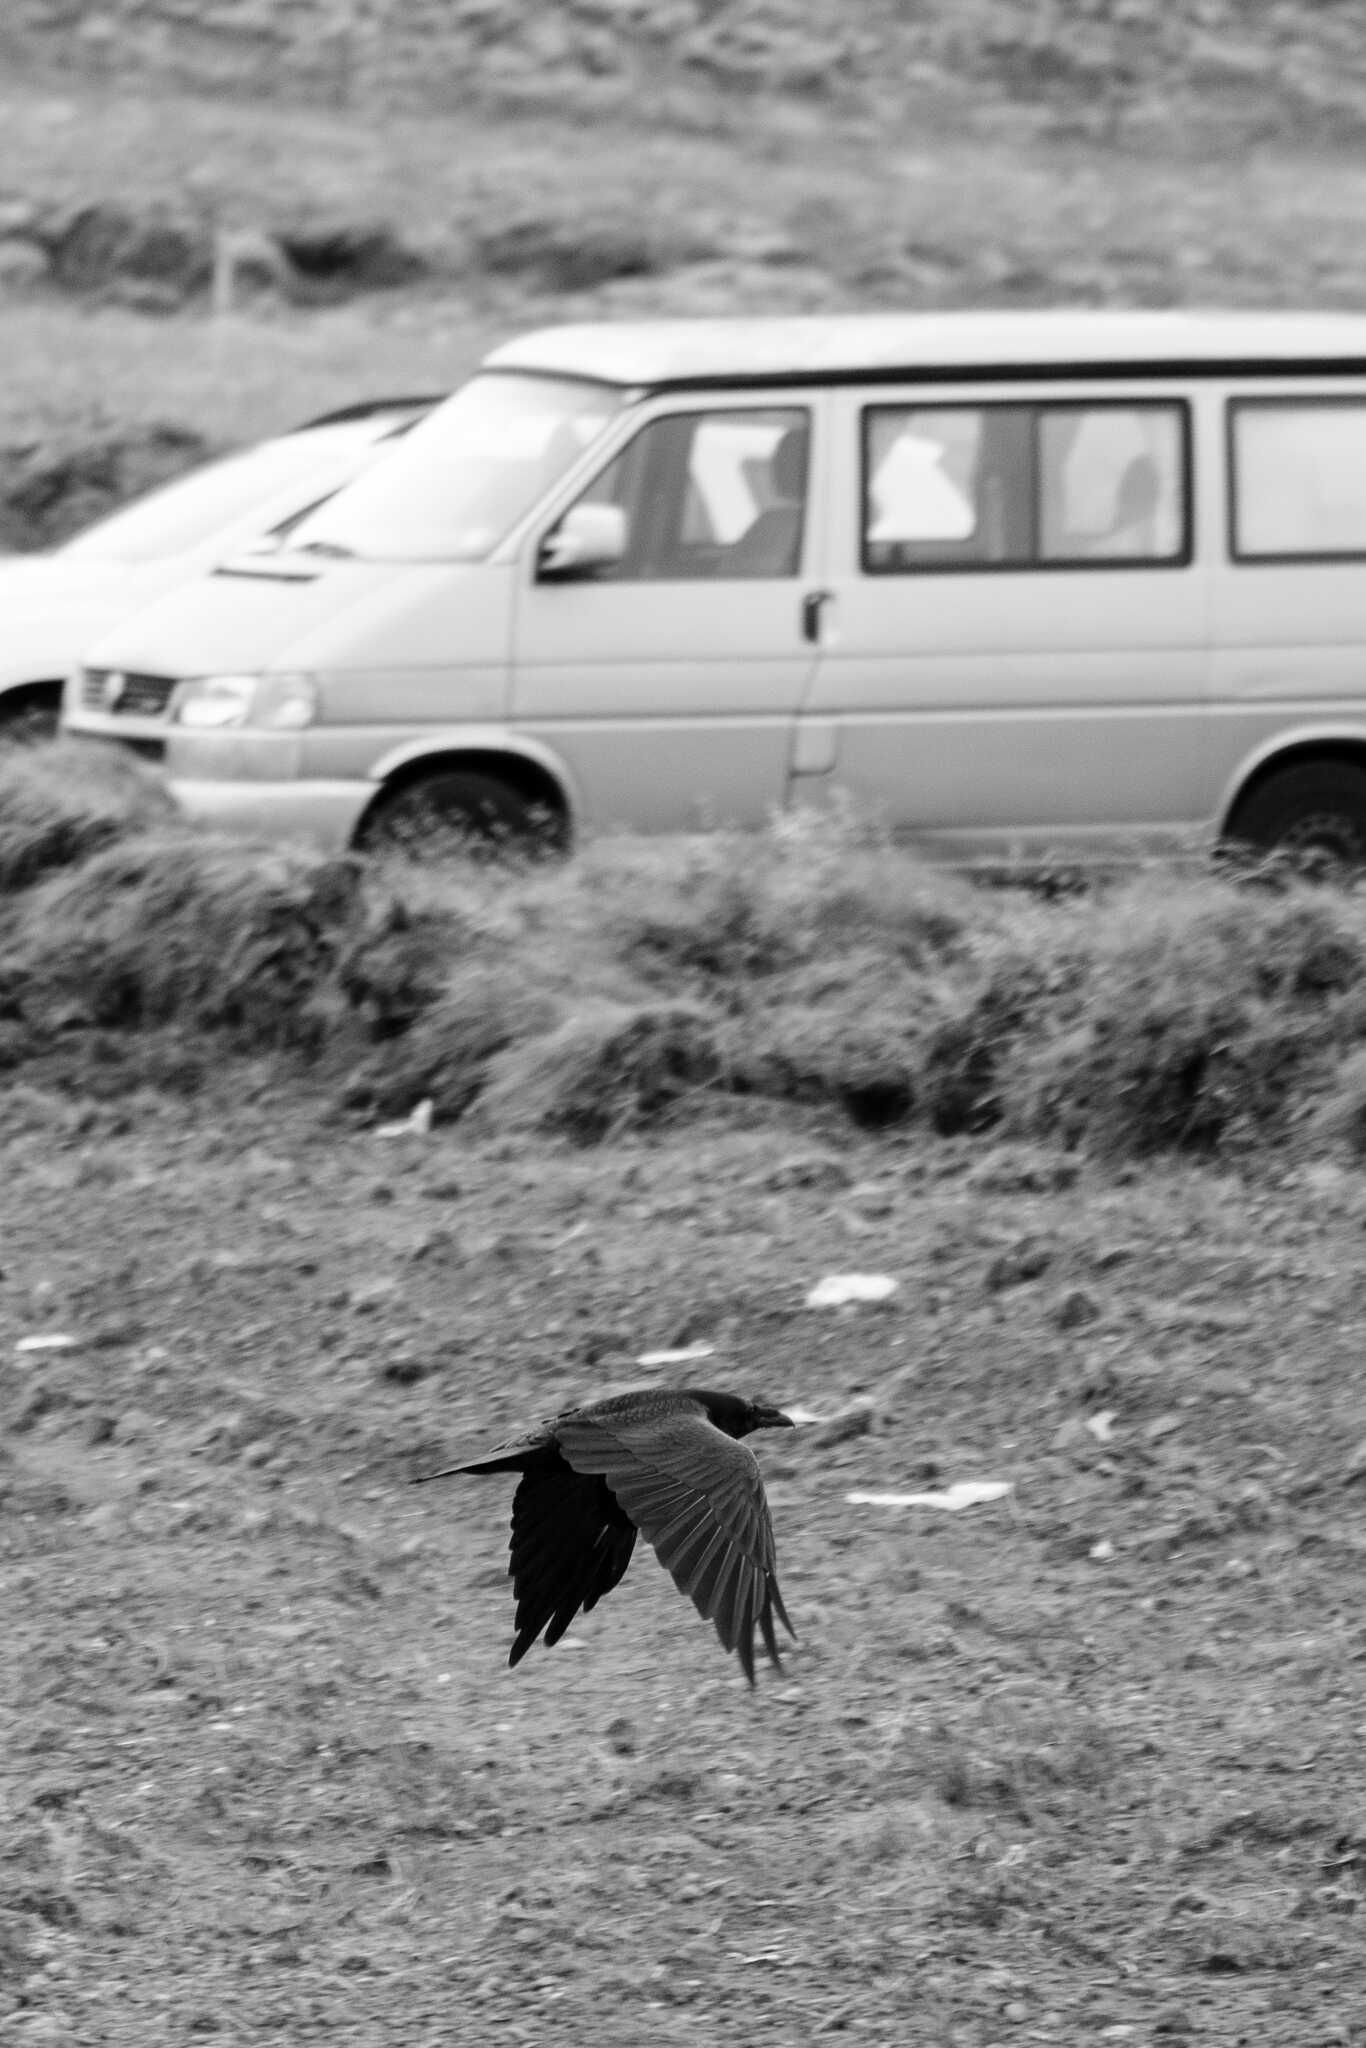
top-left (484, 310), bottom-right (1366, 391)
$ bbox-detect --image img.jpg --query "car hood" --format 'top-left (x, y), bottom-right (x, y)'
top-left (0, 556), bottom-right (179, 684)
top-left (83, 553), bottom-right (512, 677)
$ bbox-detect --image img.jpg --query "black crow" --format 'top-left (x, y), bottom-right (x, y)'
top-left (421, 1386), bottom-right (796, 1684)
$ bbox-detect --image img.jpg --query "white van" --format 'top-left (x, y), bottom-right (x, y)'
top-left (62, 310), bottom-right (1366, 866)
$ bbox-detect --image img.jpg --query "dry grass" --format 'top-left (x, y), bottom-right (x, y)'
top-left (0, 822), bottom-right (364, 1052)
top-left (0, 737), bottom-right (172, 890)
top-left (0, 300), bottom-right (482, 452)
top-left (4, 748), bottom-right (1366, 1162)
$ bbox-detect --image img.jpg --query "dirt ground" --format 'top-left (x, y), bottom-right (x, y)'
top-left (3, 1081), bottom-right (1364, 2045)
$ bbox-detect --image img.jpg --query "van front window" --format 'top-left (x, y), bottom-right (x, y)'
top-left (282, 373), bottom-right (623, 563)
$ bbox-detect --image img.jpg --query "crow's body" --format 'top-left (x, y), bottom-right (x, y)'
top-left (422, 1386), bottom-right (795, 1683)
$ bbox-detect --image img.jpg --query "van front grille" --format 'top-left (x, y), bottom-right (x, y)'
top-left (81, 667), bottom-right (177, 718)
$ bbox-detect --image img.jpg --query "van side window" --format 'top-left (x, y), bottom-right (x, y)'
top-left (1230, 399), bottom-right (1366, 559)
top-left (562, 407), bottom-right (810, 580)
top-left (862, 401), bottom-right (1188, 572)
top-left (864, 407), bottom-right (1031, 568)
top-left (1039, 406), bottom-right (1186, 563)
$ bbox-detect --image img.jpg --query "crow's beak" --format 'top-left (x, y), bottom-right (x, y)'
top-left (758, 1405), bottom-right (796, 1430)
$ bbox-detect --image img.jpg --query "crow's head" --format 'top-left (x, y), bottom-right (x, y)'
top-left (691, 1390), bottom-right (795, 1439)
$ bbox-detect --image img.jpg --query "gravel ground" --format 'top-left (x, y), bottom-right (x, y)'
top-left (4, 1085), bottom-right (1365, 2044)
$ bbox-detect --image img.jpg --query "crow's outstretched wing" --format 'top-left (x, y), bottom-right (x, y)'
top-left (506, 1464), bottom-right (637, 1665)
top-left (556, 1408), bottom-right (794, 1684)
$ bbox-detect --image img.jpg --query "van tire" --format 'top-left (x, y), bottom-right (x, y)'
top-left (1226, 761), bottom-right (1366, 872)
top-left (359, 769), bottom-right (565, 864)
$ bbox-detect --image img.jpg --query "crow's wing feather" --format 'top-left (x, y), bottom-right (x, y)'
top-left (555, 1410), bottom-right (792, 1684)
top-left (506, 1465), bottom-right (636, 1665)
top-left (416, 1419), bottom-right (559, 1482)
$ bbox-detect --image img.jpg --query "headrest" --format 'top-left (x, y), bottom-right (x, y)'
top-left (1115, 453), bottom-right (1160, 523)
top-left (771, 424), bottom-right (809, 500)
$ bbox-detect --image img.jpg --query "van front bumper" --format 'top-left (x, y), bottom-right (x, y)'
top-left (166, 775), bottom-right (373, 852)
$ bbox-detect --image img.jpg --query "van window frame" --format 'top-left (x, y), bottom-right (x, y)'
top-left (1226, 393), bottom-right (1366, 565)
top-left (858, 394), bottom-right (1193, 577)
top-left (539, 399), bottom-right (814, 584)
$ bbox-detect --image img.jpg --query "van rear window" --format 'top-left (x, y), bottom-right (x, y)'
top-left (1230, 399), bottom-right (1366, 560)
top-left (862, 400), bottom-right (1188, 574)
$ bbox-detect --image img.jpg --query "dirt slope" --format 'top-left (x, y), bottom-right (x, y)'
top-left (6, 0), bottom-right (1366, 136)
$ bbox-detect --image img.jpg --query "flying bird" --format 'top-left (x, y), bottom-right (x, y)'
top-left (420, 1386), bottom-right (796, 1684)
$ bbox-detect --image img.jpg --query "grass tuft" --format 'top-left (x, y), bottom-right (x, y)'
top-left (478, 999), bottom-right (722, 1142)
top-left (341, 963), bottom-right (560, 1124)
top-left (600, 813), bottom-right (978, 995)
top-left (1009, 877), bottom-right (1366, 1155)
top-left (0, 739), bottom-right (173, 891)
top-left (0, 830), bottom-right (364, 1051)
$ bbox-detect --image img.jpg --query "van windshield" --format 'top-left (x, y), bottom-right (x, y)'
top-left (280, 372), bottom-right (624, 563)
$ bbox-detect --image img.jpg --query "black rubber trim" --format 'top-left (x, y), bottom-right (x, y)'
top-left (495, 356), bottom-right (1366, 397)
top-left (647, 355), bottom-right (1366, 395)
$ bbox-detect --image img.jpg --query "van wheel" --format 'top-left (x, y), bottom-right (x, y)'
top-left (359, 770), bottom-right (565, 864)
top-left (1226, 761), bottom-right (1366, 874)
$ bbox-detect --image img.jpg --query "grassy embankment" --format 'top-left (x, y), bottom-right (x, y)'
top-left (4, 742), bottom-right (1366, 1167)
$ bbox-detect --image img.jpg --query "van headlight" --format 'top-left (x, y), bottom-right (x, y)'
top-left (175, 672), bottom-right (318, 731)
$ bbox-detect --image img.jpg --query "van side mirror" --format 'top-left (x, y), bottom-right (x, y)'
top-left (538, 502), bottom-right (626, 580)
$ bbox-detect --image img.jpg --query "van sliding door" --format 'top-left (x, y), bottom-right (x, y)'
top-left (798, 385), bottom-right (1210, 859)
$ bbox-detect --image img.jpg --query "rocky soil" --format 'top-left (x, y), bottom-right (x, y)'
top-left (4, 1090), bottom-right (1366, 2045)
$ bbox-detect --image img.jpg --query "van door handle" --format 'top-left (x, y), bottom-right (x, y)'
top-left (801, 589), bottom-right (832, 644)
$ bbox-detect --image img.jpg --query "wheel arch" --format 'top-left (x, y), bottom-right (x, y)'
top-left (1220, 726), bottom-right (1366, 836)
top-left (0, 676), bottom-right (65, 710)
top-left (353, 739), bottom-right (577, 848)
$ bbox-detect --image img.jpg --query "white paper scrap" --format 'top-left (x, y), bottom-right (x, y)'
top-left (845, 1482), bottom-right (1013, 1511)
top-left (376, 1098), bottom-right (434, 1138)
top-left (805, 1273), bottom-right (899, 1309)
top-left (636, 1343), bottom-right (717, 1367)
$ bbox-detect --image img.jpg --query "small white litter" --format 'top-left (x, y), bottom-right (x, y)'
top-left (1084, 1409), bottom-right (1117, 1444)
top-left (805, 1273), bottom-right (899, 1310)
top-left (786, 1400), bottom-right (875, 1431)
top-left (846, 1481), bottom-right (1013, 1511)
top-left (16, 1333), bottom-right (79, 1354)
top-left (636, 1342), bottom-right (716, 1368)
top-left (376, 1098), bottom-right (434, 1139)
